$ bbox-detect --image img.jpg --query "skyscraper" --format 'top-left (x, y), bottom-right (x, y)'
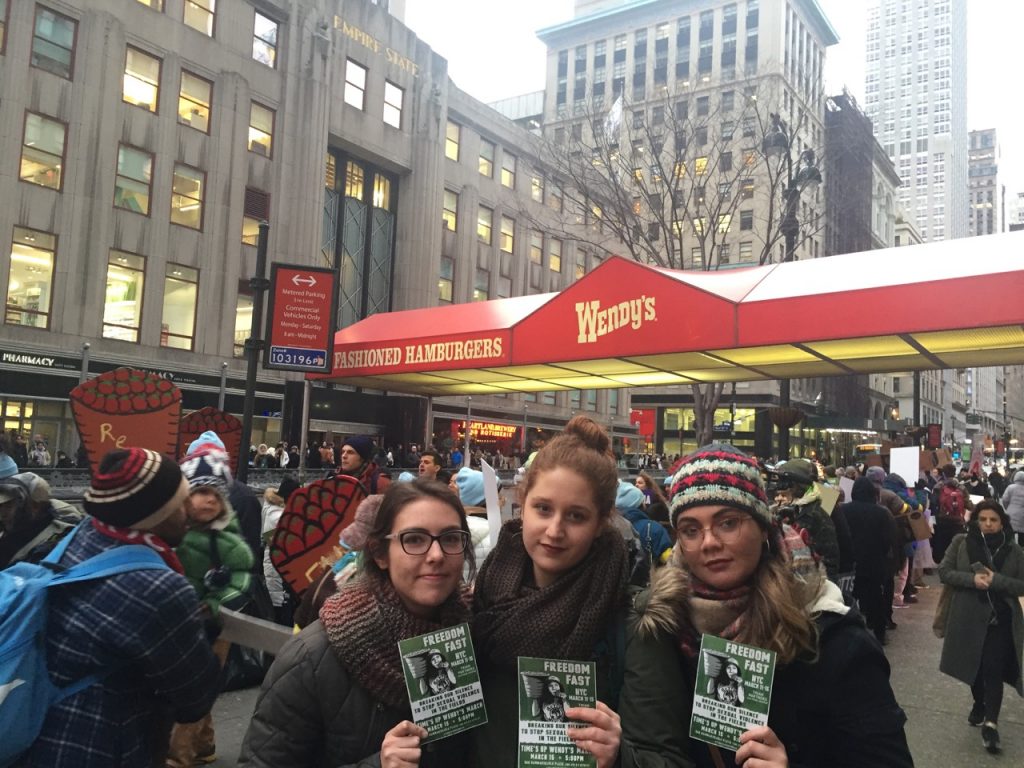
top-left (864, 0), bottom-right (967, 242)
top-left (968, 129), bottom-right (1001, 236)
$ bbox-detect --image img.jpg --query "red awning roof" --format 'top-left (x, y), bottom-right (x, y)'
top-left (312, 231), bottom-right (1024, 395)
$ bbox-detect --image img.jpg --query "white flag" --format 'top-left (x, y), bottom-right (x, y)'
top-left (604, 94), bottom-right (623, 138)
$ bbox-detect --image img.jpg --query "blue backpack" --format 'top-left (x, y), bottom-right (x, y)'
top-left (0, 524), bottom-right (168, 766)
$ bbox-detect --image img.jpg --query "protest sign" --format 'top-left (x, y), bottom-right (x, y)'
top-left (399, 622), bottom-right (487, 744)
top-left (889, 446), bottom-right (920, 487)
top-left (518, 656), bottom-right (596, 768)
top-left (690, 634), bottom-right (776, 752)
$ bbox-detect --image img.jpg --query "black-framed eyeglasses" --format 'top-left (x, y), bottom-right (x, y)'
top-left (675, 514), bottom-right (751, 551)
top-left (385, 529), bottom-right (470, 555)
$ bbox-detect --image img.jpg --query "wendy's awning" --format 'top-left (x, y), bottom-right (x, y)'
top-left (312, 231), bottom-right (1024, 395)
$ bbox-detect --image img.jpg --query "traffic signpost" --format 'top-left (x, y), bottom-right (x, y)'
top-left (264, 264), bottom-right (337, 373)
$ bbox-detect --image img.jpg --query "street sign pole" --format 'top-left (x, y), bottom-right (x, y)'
top-left (239, 221), bottom-right (270, 483)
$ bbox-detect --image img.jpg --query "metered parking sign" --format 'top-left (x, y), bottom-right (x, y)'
top-left (264, 264), bottom-right (337, 372)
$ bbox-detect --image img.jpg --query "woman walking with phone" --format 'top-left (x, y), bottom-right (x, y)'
top-left (939, 499), bottom-right (1024, 754)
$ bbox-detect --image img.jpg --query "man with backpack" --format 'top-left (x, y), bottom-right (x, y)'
top-left (932, 462), bottom-right (967, 562)
top-left (4, 448), bottom-right (221, 767)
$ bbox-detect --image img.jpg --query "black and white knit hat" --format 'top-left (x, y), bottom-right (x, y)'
top-left (84, 448), bottom-right (189, 530)
top-left (669, 443), bottom-right (771, 527)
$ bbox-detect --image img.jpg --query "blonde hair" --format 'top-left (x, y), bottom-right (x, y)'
top-left (735, 555), bottom-right (819, 665)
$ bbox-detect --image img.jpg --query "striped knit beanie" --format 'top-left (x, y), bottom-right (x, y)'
top-left (84, 448), bottom-right (189, 530)
top-left (669, 443), bottom-right (770, 527)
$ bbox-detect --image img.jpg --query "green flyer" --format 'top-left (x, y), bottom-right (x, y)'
top-left (689, 634), bottom-right (777, 752)
top-left (517, 656), bottom-right (597, 768)
top-left (398, 622), bottom-right (487, 743)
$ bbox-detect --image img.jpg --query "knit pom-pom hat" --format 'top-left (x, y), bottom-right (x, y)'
top-left (84, 448), bottom-right (189, 530)
top-left (669, 442), bottom-right (770, 527)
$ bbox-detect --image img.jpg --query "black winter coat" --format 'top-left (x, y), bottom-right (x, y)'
top-left (839, 499), bottom-right (898, 580)
top-left (619, 567), bottom-right (913, 768)
top-left (238, 621), bottom-right (467, 768)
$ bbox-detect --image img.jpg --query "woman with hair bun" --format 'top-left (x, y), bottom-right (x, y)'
top-left (471, 415), bottom-right (630, 768)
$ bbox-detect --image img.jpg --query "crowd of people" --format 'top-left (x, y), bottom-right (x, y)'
top-left (3, 421), bottom-right (1023, 766)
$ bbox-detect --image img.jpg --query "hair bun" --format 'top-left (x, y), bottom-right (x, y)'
top-left (563, 415), bottom-right (612, 457)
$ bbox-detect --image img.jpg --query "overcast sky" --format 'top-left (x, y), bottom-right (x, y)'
top-left (406, 0), bottom-right (1022, 198)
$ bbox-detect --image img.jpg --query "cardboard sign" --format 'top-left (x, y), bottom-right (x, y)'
top-left (177, 407), bottom-right (243, 473)
top-left (70, 367), bottom-right (181, 474)
top-left (690, 634), bottom-right (776, 752)
top-left (838, 476), bottom-right (855, 505)
top-left (818, 485), bottom-right (840, 515)
top-left (399, 623), bottom-right (487, 743)
top-left (906, 508), bottom-right (932, 541)
top-left (518, 657), bottom-right (596, 768)
top-left (889, 447), bottom-right (920, 487)
top-left (265, 263), bottom-right (337, 372)
top-left (219, 607), bottom-right (292, 655)
top-left (269, 475), bottom-right (365, 595)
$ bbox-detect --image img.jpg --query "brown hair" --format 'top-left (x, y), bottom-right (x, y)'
top-left (638, 471), bottom-right (668, 504)
top-left (363, 478), bottom-right (476, 583)
top-left (521, 415), bottom-right (618, 519)
top-left (739, 548), bottom-right (819, 665)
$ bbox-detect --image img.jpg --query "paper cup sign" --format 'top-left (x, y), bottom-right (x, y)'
top-left (70, 368), bottom-right (182, 474)
top-left (269, 475), bottom-right (365, 595)
top-left (178, 407), bottom-right (243, 472)
top-left (689, 634), bottom-right (776, 752)
top-left (399, 623), bottom-right (488, 743)
top-left (517, 657), bottom-right (596, 768)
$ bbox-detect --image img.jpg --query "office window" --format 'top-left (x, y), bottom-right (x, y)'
top-left (123, 47), bottom-right (160, 112)
top-left (442, 189), bottom-right (458, 231)
top-left (608, 388), bottom-right (619, 415)
top-left (252, 12), bottom-right (277, 67)
top-left (103, 251), bottom-right (145, 342)
top-left (161, 264), bottom-right (198, 350)
top-left (529, 231), bottom-right (543, 264)
top-left (575, 250), bottom-right (586, 279)
top-left (137, 0), bottom-right (163, 11)
top-left (500, 215), bottom-right (515, 253)
top-left (717, 214), bottom-right (731, 233)
top-left (0, 0), bottom-right (7, 54)
top-left (170, 164), bottom-right (204, 229)
top-left (501, 152), bottom-right (517, 189)
top-left (184, 0), bottom-right (215, 37)
top-left (114, 145), bottom-right (153, 215)
top-left (479, 139), bottom-right (495, 178)
top-left (20, 112), bottom-right (66, 190)
top-left (741, 178), bottom-right (754, 199)
top-left (585, 390), bottom-right (597, 411)
top-left (178, 71), bottom-right (211, 132)
top-left (694, 156), bottom-right (708, 175)
top-left (233, 280), bottom-right (253, 357)
top-left (531, 174), bottom-right (544, 203)
top-left (473, 269), bottom-right (489, 302)
top-left (438, 257), bottom-right (454, 303)
top-left (570, 390), bottom-right (581, 409)
top-left (740, 209), bottom-right (753, 229)
top-left (248, 102), bottom-right (274, 156)
top-left (6, 227), bottom-right (55, 329)
top-left (445, 121), bottom-right (460, 161)
top-left (739, 240), bottom-right (752, 261)
top-left (241, 187), bottom-right (269, 245)
top-left (477, 205), bottom-right (492, 244)
top-left (548, 238), bottom-right (562, 272)
top-left (31, 6), bottom-right (76, 78)
top-left (383, 81), bottom-right (403, 128)
top-left (344, 59), bottom-right (366, 109)
top-left (548, 183), bottom-right (563, 212)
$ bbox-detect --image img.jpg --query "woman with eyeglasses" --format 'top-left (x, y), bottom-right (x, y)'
top-left (470, 415), bottom-right (630, 768)
top-left (239, 480), bottom-right (474, 768)
top-left (619, 443), bottom-right (913, 768)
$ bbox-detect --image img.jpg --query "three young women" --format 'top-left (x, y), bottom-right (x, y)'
top-left (619, 443), bottom-right (914, 767)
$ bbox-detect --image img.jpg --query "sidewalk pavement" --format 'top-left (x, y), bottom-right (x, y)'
top-left (207, 573), bottom-right (1023, 766)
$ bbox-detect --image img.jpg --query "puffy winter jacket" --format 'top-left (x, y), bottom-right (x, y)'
top-left (176, 508), bottom-right (254, 614)
top-left (1001, 471), bottom-right (1024, 534)
top-left (238, 621), bottom-right (467, 768)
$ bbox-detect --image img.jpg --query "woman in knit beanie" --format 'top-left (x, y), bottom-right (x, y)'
top-left (239, 479), bottom-right (475, 768)
top-left (470, 415), bottom-right (629, 768)
top-left (619, 443), bottom-right (914, 768)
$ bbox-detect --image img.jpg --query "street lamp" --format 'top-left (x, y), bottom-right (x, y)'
top-left (761, 113), bottom-right (821, 459)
